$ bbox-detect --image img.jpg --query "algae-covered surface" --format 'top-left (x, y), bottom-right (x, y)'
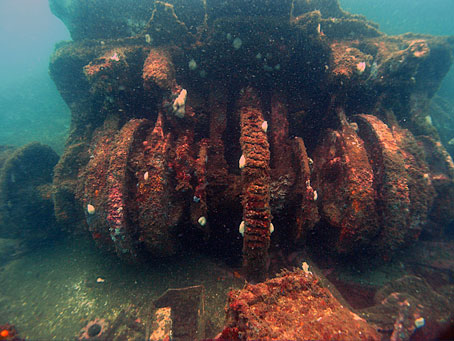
top-left (0, 236), bottom-right (242, 339)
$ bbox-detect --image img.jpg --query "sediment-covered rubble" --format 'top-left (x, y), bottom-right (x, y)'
top-left (218, 267), bottom-right (380, 340)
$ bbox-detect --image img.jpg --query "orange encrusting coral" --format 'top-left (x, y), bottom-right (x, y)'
top-left (220, 268), bottom-right (380, 340)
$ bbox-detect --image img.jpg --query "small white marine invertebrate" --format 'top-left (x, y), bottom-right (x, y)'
top-left (239, 221), bottom-right (245, 236)
top-left (145, 34), bottom-right (152, 44)
top-left (239, 154), bottom-right (246, 169)
top-left (110, 52), bottom-right (120, 61)
top-left (198, 216), bottom-right (207, 227)
top-left (302, 261), bottom-right (311, 274)
top-left (356, 61), bottom-right (366, 74)
top-left (87, 204), bottom-right (96, 215)
top-left (414, 317), bottom-right (425, 328)
top-left (261, 121), bottom-right (268, 133)
top-left (172, 89), bottom-right (187, 118)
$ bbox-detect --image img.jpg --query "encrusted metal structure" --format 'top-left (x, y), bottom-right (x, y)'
top-left (3, 0), bottom-right (452, 282)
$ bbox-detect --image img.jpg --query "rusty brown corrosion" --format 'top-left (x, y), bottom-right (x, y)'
top-left (313, 111), bottom-right (378, 253)
top-left (355, 114), bottom-right (411, 257)
top-left (134, 113), bottom-right (182, 257)
top-left (238, 87), bottom-right (272, 281)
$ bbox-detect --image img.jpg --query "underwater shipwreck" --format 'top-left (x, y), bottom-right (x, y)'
top-left (1, 0), bottom-right (454, 339)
